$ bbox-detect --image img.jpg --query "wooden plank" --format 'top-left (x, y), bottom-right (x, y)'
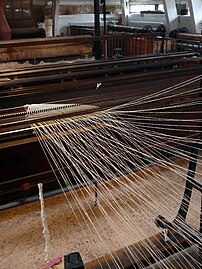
top-left (177, 33), bottom-right (202, 42)
top-left (84, 232), bottom-right (191, 269)
top-left (0, 36), bottom-right (92, 61)
top-left (0, 36), bottom-right (93, 47)
top-left (0, 44), bottom-right (92, 61)
top-left (52, 231), bottom-right (192, 269)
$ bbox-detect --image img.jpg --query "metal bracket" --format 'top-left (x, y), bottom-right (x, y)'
top-left (155, 144), bottom-right (202, 262)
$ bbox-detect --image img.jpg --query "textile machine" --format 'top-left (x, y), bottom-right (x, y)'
top-left (1, 46), bottom-right (202, 268)
top-left (0, 51), bottom-right (202, 208)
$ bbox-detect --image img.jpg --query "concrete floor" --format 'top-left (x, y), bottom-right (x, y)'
top-left (1, 157), bottom-right (201, 269)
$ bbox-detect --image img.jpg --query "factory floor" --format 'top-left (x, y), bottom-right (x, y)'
top-left (1, 157), bottom-right (202, 269)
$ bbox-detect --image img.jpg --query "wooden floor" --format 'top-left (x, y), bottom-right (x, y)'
top-left (0, 157), bottom-right (201, 269)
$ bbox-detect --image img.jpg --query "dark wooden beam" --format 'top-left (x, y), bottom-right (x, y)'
top-left (85, 231), bottom-right (193, 269)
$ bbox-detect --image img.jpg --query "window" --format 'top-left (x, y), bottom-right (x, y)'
top-left (130, 4), bottom-right (155, 13)
top-left (5, 0), bottom-right (33, 19)
top-left (158, 4), bottom-right (164, 12)
top-left (129, 4), bottom-right (164, 14)
top-left (175, 0), bottom-right (190, 15)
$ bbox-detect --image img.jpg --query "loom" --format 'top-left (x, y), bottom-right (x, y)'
top-left (0, 51), bottom-right (202, 268)
top-left (78, 146), bottom-right (202, 269)
top-left (1, 54), bottom-right (201, 205)
top-left (35, 92), bottom-right (202, 269)
top-left (0, 52), bottom-right (201, 197)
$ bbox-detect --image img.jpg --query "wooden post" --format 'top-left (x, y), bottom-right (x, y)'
top-left (52, 0), bottom-right (60, 37)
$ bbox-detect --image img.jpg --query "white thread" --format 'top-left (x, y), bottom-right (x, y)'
top-left (31, 75), bottom-right (202, 268)
top-left (38, 183), bottom-right (51, 262)
top-left (96, 82), bottom-right (102, 90)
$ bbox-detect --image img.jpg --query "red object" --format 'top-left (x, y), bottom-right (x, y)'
top-left (44, 257), bottom-right (62, 269)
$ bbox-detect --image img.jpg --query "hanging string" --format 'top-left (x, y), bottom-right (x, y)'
top-left (38, 183), bottom-right (51, 262)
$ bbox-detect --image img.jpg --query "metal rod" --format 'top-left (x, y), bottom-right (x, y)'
top-left (102, 0), bottom-right (107, 35)
top-left (94, 0), bottom-right (102, 59)
top-left (177, 145), bottom-right (199, 220)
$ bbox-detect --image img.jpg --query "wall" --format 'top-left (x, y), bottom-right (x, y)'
top-left (178, 15), bottom-right (195, 32)
top-left (33, 1), bottom-right (200, 35)
top-left (128, 13), bottom-right (165, 29)
top-left (58, 14), bottom-right (119, 35)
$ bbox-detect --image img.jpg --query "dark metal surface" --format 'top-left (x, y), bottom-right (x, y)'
top-left (84, 231), bottom-right (197, 269)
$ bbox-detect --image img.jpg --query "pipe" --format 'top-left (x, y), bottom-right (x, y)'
top-left (0, 181), bottom-right (88, 211)
top-left (94, 0), bottom-right (102, 59)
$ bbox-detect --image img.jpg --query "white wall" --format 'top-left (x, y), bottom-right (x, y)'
top-left (178, 15), bottom-right (195, 32)
top-left (128, 13), bottom-right (165, 29)
top-left (57, 14), bottom-right (119, 35)
top-left (128, 12), bottom-right (198, 34)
